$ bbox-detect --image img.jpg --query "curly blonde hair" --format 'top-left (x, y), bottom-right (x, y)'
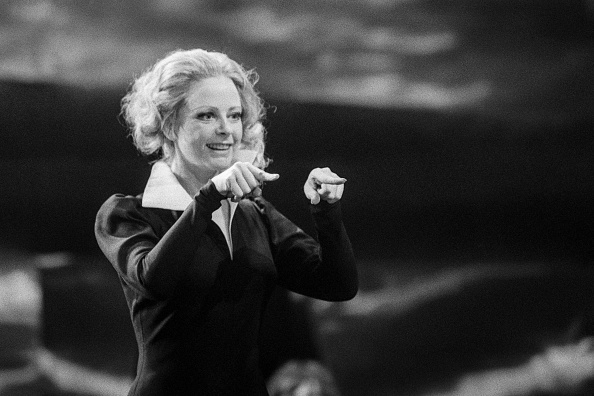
top-left (121, 48), bottom-right (269, 168)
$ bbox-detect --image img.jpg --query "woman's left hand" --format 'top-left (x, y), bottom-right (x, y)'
top-left (303, 167), bottom-right (346, 205)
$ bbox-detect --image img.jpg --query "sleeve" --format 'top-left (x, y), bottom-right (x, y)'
top-left (263, 199), bottom-right (358, 302)
top-left (94, 181), bottom-right (225, 300)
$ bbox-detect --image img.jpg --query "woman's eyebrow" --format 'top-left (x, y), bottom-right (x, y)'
top-left (189, 105), bottom-right (215, 112)
top-left (190, 105), bottom-right (242, 112)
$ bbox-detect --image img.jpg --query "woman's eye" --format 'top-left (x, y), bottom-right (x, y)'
top-left (229, 112), bottom-right (243, 121)
top-left (197, 112), bottom-right (215, 121)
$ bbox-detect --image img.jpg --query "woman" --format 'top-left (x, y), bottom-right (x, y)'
top-left (95, 48), bottom-right (358, 395)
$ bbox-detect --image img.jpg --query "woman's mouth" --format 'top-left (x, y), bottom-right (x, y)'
top-left (206, 143), bottom-right (232, 151)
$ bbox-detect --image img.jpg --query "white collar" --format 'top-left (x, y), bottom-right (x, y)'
top-left (142, 161), bottom-right (193, 211)
top-left (141, 161), bottom-right (238, 257)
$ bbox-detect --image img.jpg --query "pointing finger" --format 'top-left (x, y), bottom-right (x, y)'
top-left (257, 171), bottom-right (280, 182)
top-left (313, 176), bottom-right (347, 185)
top-left (245, 163), bottom-right (280, 182)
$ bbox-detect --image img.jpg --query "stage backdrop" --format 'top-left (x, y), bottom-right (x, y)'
top-left (0, 79), bottom-right (592, 265)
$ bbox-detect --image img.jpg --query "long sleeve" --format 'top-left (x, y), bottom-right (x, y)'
top-left (263, 199), bottom-right (358, 302)
top-left (94, 181), bottom-right (225, 300)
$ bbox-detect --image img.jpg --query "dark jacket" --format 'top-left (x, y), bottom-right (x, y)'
top-left (95, 180), bottom-right (358, 395)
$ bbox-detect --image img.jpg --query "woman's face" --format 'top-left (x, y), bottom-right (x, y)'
top-left (173, 75), bottom-right (243, 178)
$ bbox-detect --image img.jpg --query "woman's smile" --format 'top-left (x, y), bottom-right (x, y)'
top-left (206, 143), bottom-right (233, 151)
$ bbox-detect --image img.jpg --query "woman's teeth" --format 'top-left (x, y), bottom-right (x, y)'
top-left (207, 144), bottom-right (231, 151)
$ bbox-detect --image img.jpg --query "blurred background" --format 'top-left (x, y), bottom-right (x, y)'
top-left (1, 0), bottom-right (593, 395)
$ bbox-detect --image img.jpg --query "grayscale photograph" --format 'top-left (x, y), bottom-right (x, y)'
top-left (1, 1), bottom-right (593, 395)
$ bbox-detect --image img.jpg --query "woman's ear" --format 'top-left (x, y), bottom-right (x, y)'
top-left (164, 131), bottom-right (177, 141)
top-left (162, 122), bottom-right (178, 141)
top-left (162, 103), bottom-right (181, 141)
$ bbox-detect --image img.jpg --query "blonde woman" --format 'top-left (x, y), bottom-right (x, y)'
top-left (95, 48), bottom-right (357, 395)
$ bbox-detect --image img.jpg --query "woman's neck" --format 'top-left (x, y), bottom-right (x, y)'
top-left (169, 158), bottom-right (215, 198)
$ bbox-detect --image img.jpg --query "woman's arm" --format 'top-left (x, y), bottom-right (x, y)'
top-left (265, 198), bottom-right (358, 302)
top-left (95, 162), bottom-right (278, 300)
top-left (264, 166), bottom-right (358, 302)
top-left (94, 181), bottom-right (224, 300)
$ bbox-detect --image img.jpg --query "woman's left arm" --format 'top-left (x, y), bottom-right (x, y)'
top-left (267, 168), bottom-right (358, 301)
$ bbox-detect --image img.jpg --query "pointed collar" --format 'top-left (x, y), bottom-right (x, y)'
top-left (141, 160), bottom-right (238, 256)
top-left (141, 161), bottom-right (238, 219)
top-left (141, 161), bottom-right (193, 210)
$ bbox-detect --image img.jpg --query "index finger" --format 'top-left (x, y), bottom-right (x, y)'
top-left (313, 176), bottom-right (347, 185)
top-left (245, 163), bottom-right (280, 182)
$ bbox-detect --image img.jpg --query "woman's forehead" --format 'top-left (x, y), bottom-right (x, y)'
top-left (185, 76), bottom-right (241, 110)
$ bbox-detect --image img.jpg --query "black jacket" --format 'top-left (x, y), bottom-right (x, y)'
top-left (95, 181), bottom-right (358, 395)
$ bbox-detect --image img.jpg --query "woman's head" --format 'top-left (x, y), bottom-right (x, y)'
top-left (121, 48), bottom-right (268, 168)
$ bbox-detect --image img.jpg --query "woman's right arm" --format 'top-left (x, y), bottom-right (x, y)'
top-left (95, 162), bottom-right (278, 300)
top-left (94, 181), bottom-right (224, 300)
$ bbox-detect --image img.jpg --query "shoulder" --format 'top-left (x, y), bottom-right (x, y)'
top-left (95, 193), bottom-right (174, 239)
top-left (98, 193), bottom-right (143, 217)
top-left (96, 193), bottom-right (163, 228)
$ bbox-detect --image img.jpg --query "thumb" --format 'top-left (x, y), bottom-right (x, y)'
top-left (310, 193), bottom-right (321, 205)
top-left (304, 186), bottom-right (321, 205)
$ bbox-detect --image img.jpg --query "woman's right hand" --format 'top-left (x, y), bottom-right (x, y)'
top-left (211, 162), bottom-right (279, 201)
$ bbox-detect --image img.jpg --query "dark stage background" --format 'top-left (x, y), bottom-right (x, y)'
top-left (1, 1), bottom-right (593, 395)
top-left (0, 81), bottom-right (592, 264)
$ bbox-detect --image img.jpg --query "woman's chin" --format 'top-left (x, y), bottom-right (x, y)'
top-left (209, 158), bottom-right (233, 172)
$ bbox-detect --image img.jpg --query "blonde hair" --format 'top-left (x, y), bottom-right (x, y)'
top-left (121, 48), bottom-right (269, 168)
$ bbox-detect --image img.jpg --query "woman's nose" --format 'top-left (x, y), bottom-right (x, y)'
top-left (216, 119), bottom-right (231, 135)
